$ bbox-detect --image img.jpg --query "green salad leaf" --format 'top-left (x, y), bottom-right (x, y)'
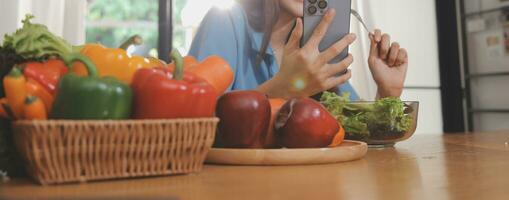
top-left (2, 14), bottom-right (73, 61)
top-left (320, 91), bottom-right (413, 139)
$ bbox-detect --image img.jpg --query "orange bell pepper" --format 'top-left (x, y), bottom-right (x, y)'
top-left (25, 78), bottom-right (54, 112)
top-left (73, 44), bottom-right (165, 84)
top-left (329, 125), bottom-right (346, 147)
top-left (23, 95), bottom-right (47, 120)
top-left (168, 55), bottom-right (234, 94)
top-left (167, 55), bottom-right (199, 70)
top-left (187, 56), bottom-right (234, 95)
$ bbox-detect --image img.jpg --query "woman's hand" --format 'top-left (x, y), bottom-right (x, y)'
top-left (368, 29), bottom-right (408, 98)
top-left (258, 9), bottom-right (356, 99)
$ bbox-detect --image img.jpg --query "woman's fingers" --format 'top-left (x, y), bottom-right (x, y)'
top-left (379, 34), bottom-right (391, 59)
top-left (369, 35), bottom-right (379, 60)
top-left (285, 18), bottom-right (303, 50)
top-left (324, 54), bottom-right (353, 77)
top-left (304, 9), bottom-right (336, 49)
top-left (320, 34), bottom-right (356, 64)
top-left (324, 70), bottom-right (352, 90)
top-left (374, 29), bottom-right (382, 43)
top-left (395, 48), bottom-right (408, 66)
top-left (387, 42), bottom-right (400, 66)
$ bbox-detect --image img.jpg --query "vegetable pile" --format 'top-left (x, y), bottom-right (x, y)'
top-left (0, 15), bottom-right (235, 177)
top-left (0, 15), bottom-right (233, 121)
top-left (320, 91), bottom-right (413, 140)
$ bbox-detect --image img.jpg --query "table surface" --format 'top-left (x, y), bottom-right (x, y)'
top-left (1, 132), bottom-right (509, 200)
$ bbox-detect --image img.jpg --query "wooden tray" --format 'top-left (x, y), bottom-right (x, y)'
top-left (205, 140), bottom-right (367, 166)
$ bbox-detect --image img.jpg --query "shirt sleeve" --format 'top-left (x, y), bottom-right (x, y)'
top-left (338, 81), bottom-right (359, 101)
top-left (188, 7), bottom-right (238, 85)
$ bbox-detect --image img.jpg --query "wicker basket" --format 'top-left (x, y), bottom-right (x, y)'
top-left (12, 118), bottom-right (219, 185)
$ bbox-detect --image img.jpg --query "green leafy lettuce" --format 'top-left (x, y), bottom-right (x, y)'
top-left (320, 91), bottom-right (412, 140)
top-left (2, 14), bottom-right (73, 61)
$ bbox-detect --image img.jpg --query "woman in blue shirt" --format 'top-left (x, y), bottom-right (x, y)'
top-left (189, 0), bottom-right (408, 100)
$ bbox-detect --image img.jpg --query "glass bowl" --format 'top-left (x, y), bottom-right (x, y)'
top-left (344, 101), bottom-right (419, 148)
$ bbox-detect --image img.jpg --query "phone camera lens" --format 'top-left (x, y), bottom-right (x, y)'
top-left (318, 0), bottom-right (328, 9)
top-left (308, 6), bottom-right (318, 15)
top-left (308, 0), bottom-right (317, 3)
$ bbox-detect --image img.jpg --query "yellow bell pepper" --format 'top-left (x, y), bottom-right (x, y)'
top-left (73, 44), bottom-right (165, 84)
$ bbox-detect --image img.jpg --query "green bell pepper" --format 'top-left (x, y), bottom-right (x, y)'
top-left (50, 53), bottom-right (133, 120)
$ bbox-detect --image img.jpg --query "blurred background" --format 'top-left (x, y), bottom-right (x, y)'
top-left (0, 0), bottom-right (508, 135)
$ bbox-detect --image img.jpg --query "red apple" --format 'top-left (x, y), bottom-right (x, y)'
top-left (215, 90), bottom-right (271, 148)
top-left (275, 98), bottom-right (340, 148)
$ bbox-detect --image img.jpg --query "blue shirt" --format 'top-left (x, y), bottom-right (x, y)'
top-left (189, 4), bottom-right (359, 100)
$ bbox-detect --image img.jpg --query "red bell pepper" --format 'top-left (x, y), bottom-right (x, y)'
top-left (21, 59), bottom-right (68, 95)
top-left (132, 50), bottom-right (218, 119)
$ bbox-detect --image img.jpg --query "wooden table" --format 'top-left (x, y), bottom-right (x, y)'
top-left (1, 132), bottom-right (509, 200)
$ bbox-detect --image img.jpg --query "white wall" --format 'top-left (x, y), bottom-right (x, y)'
top-left (0, 0), bottom-right (23, 42)
top-left (350, 0), bottom-right (444, 134)
top-left (0, 0), bottom-right (86, 45)
top-left (367, 0), bottom-right (441, 89)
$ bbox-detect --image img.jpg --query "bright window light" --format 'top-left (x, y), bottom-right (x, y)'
top-left (211, 0), bottom-right (235, 10)
top-left (181, 0), bottom-right (234, 27)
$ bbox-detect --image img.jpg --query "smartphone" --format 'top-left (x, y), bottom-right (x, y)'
top-left (302, 0), bottom-right (352, 65)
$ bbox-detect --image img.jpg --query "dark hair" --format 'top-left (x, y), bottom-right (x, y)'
top-left (238, 0), bottom-right (280, 65)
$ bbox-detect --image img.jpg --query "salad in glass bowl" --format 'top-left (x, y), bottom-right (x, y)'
top-left (320, 92), bottom-right (419, 147)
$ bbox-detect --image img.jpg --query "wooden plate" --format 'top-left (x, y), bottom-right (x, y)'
top-left (205, 140), bottom-right (368, 166)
